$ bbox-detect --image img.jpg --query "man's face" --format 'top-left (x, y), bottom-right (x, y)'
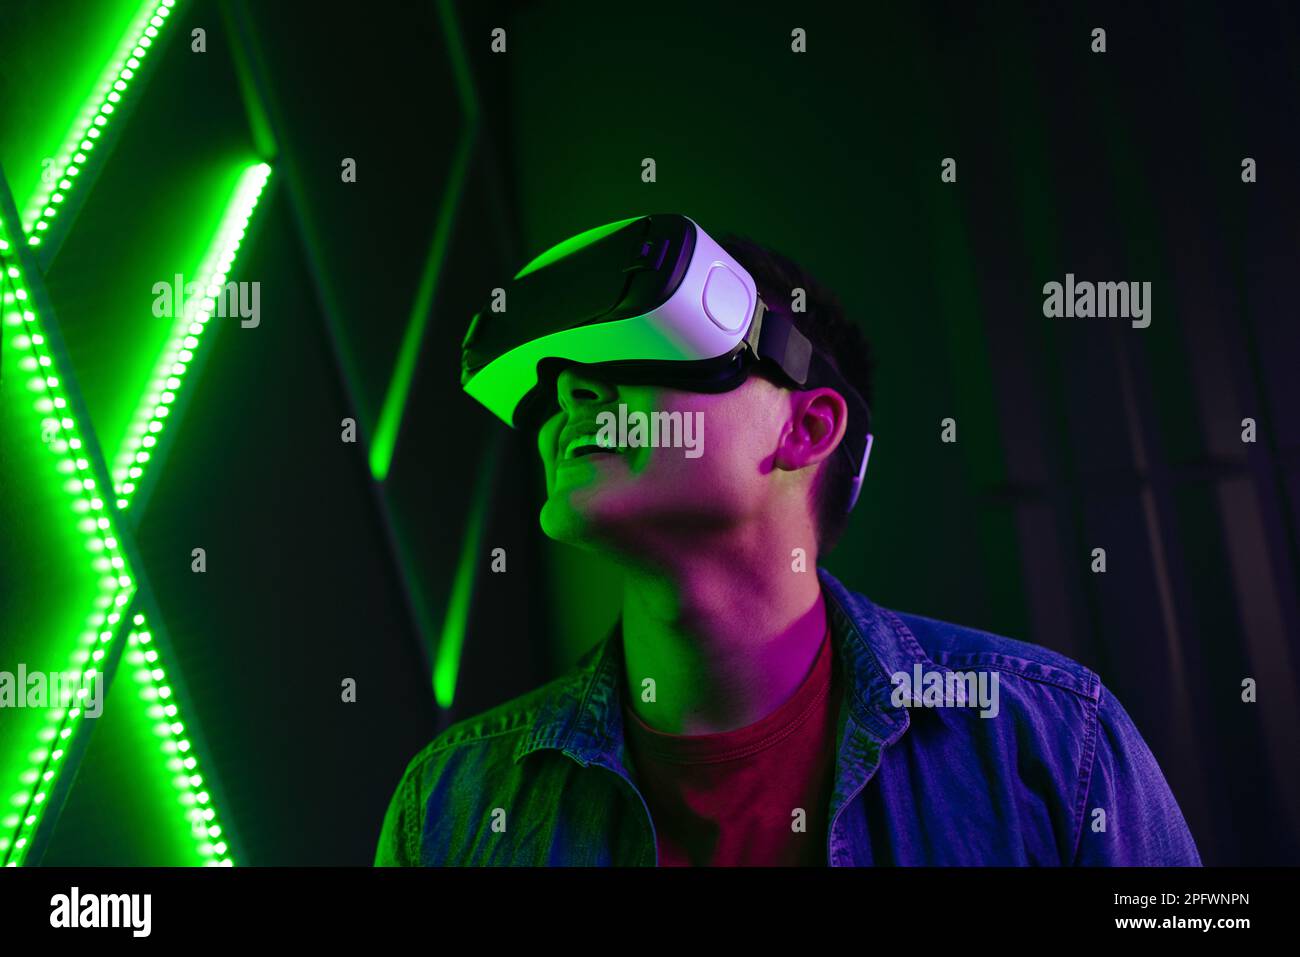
top-left (536, 364), bottom-right (799, 553)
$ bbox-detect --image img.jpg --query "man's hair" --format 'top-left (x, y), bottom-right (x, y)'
top-left (717, 234), bottom-right (876, 554)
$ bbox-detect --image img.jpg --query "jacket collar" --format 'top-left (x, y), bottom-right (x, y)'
top-left (513, 566), bottom-right (921, 768)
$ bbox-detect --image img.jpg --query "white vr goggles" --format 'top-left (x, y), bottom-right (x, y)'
top-left (461, 213), bottom-right (874, 510)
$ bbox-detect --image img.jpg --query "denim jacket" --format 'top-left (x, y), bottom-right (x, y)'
top-left (375, 567), bottom-right (1201, 866)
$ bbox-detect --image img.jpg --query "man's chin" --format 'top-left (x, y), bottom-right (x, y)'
top-left (539, 495), bottom-right (632, 550)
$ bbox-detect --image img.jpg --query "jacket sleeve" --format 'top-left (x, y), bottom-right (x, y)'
top-left (1071, 683), bottom-right (1202, 865)
top-left (374, 757), bottom-right (423, 867)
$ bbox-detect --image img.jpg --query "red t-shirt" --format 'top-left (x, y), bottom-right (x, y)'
top-left (622, 627), bottom-right (841, 866)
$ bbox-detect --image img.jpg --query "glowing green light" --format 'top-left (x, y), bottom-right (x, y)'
top-left (0, 210), bottom-right (138, 865)
top-left (124, 626), bottom-right (235, 865)
top-left (111, 163), bottom-right (271, 508)
top-left (21, 1), bottom-right (185, 249)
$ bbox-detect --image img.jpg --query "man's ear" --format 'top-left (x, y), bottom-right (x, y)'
top-left (773, 387), bottom-right (848, 472)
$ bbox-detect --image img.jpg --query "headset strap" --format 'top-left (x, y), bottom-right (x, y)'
top-left (746, 298), bottom-right (874, 511)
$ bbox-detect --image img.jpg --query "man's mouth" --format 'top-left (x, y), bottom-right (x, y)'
top-left (560, 430), bottom-right (621, 461)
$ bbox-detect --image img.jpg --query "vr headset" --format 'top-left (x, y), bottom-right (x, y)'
top-left (460, 213), bottom-right (874, 511)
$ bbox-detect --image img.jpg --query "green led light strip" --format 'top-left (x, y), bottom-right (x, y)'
top-left (111, 163), bottom-right (272, 507)
top-left (23, 0), bottom-right (182, 250)
top-left (2, 0), bottom-right (255, 866)
top-left (2, 162), bottom-right (264, 865)
top-left (124, 618), bottom-right (232, 864)
top-left (0, 228), bottom-right (137, 867)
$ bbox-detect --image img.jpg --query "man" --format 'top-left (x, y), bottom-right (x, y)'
top-left (376, 215), bottom-right (1200, 866)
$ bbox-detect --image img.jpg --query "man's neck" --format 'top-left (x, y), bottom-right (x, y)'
top-left (619, 546), bottom-right (828, 736)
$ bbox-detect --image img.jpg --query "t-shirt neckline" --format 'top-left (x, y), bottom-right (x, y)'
top-left (621, 626), bottom-right (836, 765)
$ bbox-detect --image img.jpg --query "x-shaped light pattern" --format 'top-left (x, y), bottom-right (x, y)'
top-left (1, 0), bottom-right (270, 866)
top-left (6, 0), bottom-right (494, 865)
top-left (235, 0), bottom-right (487, 711)
top-left (371, 0), bottom-right (483, 709)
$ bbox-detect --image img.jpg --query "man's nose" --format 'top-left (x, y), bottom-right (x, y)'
top-left (555, 364), bottom-right (617, 414)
